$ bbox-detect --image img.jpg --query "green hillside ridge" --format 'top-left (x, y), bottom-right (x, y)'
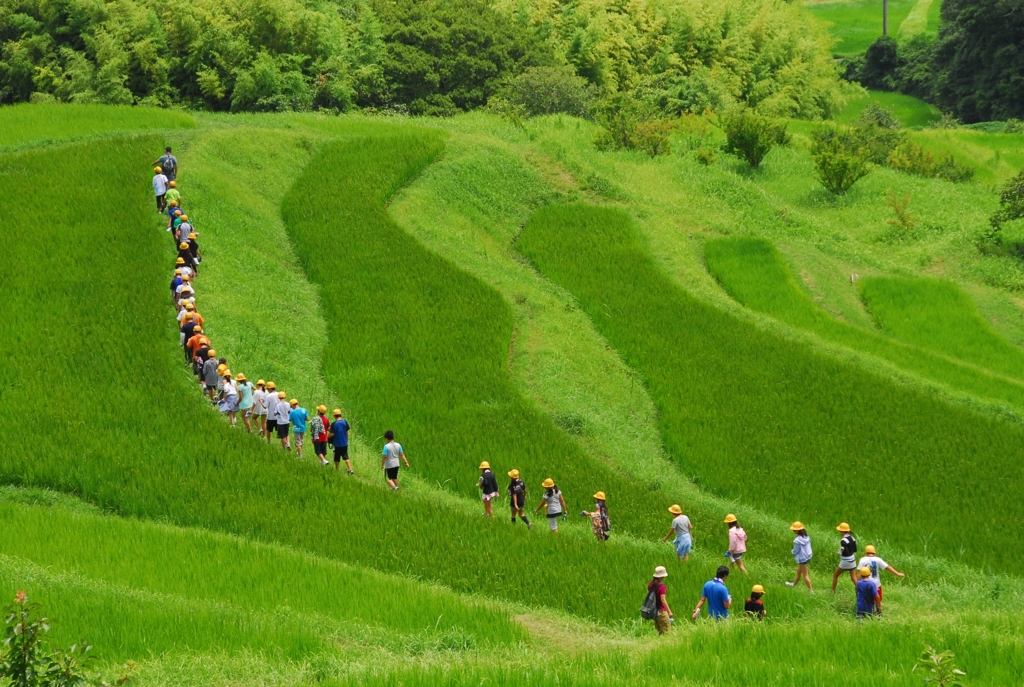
top-left (704, 236), bottom-right (1024, 406)
top-left (2, 104), bottom-right (1024, 685)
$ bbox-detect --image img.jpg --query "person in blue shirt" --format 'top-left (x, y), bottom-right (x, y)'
top-left (329, 408), bottom-right (352, 474)
top-left (693, 566), bottom-right (732, 620)
top-left (288, 399), bottom-right (309, 458)
top-left (855, 567), bottom-right (881, 618)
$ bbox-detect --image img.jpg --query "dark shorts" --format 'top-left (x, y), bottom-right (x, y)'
top-left (333, 445), bottom-right (349, 462)
top-left (266, 419), bottom-right (277, 432)
top-left (276, 423), bottom-right (290, 439)
top-left (314, 441), bottom-right (327, 456)
top-left (385, 466), bottom-right (399, 480)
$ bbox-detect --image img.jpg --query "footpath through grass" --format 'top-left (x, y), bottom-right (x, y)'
top-left (704, 236), bottom-right (1024, 408)
top-left (519, 203), bottom-right (1024, 572)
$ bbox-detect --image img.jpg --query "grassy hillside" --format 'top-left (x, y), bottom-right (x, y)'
top-left (0, 103), bottom-right (194, 150)
top-left (2, 104), bottom-right (1024, 686)
top-left (520, 203), bottom-right (1024, 571)
top-left (704, 236), bottom-right (1024, 406)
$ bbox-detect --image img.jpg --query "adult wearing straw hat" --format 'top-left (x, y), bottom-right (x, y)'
top-left (506, 469), bottom-right (531, 528)
top-left (647, 566), bottom-right (673, 634)
top-left (786, 521), bottom-right (813, 590)
top-left (832, 522), bottom-right (859, 592)
top-left (477, 461), bottom-right (499, 517)
top-left (662, 505), bottom-right (693, 561)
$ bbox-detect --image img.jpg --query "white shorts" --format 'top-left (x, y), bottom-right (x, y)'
top-left (482, 492), bottom-right (499, 502)
top-left (839, 556), bottom-right (857, 570)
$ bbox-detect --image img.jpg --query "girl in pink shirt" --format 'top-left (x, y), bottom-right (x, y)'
top-left (725, 514), bottom-right (749, 574)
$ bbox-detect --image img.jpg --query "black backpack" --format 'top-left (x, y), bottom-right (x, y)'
top-left (640, 585), bottom-right (659, 620)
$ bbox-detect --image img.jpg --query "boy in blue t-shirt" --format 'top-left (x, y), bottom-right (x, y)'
top-left (693, 566), bottom-right (732, 620)
top-left (329, 409), bottom-right (352, 474)
top-left (855, 567), bottom-right (881, 618)
top-left (288, 400), bottom-right (309, 458)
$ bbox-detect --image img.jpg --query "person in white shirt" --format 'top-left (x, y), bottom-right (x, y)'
top-left (152, 167), bottom-right (168, 212)
top-left (381, 430), bottom-right (409, 491)
top-left (252, 380), bottom-right (268, 437)
top-left (857, 545), bottom-right (905, 602)
top-left (220, 371), bottom-right (239, 426)
top-left (263, 382), bottom-right (278, 443)
top-left (274, 390), bottom-right (292, 449)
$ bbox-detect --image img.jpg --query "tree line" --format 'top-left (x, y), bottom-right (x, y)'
top-left (0, 0), bottom-right (844, 119)
top-left (845, 0), bottom-right (1024, 123)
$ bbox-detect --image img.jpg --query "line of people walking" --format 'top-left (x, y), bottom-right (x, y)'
top-left (154, 150), bottom-right (394, 481)
top-left (645, 512), bottom-right (907, 633)
top-left (155, 146), bottom-right (908, 632)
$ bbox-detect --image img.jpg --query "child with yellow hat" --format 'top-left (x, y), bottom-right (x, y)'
top-left (580, 491), bottom-right (610, 541)
top-left (477, 462), bottom-right (499, 517)
top-left (506, 469), bottom-right (530, 528)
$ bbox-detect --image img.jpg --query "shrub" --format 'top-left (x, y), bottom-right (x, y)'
top-left (990, 169), bottom-right (1024, 233)
top-left (1005, 119), bottom-right (1024, 134)
top-left (859, 103), bottom-right (902, 130)
top-left (914, 646), bottom-right (965, 687)
top-left (495, 66), bottom-right (597, 118)
top-left (885, 190), bottom-right (916, 232)
top-left (721, 108), bottom-right (787, 168)
top-left (858, 36), bottom-right (900, 90)
top-left (888, 141), bottom-right (974, 182)
top-left (0, 591), bottom-right (134, 687)
top-left (593, 95), bottom-right (674, 156)
top-left (811, 125), bottom-right (872, 194)
top-left (696, 146), bottom-right (717, 165)
top-left (929, 113), bottom-right (962, 129)
top-left (853, 121), bottom-right (906, 164)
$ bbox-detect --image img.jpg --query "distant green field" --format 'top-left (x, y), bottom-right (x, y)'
top-left (805, 0), bottom-right (917, 55)
top-left (836, 90), bottom-right (942, 128)
top-left (0, 103), bottom-right (194, 150)
top-left (704, 236), bottom-right (1024, 407)
top-left (520, 203), bottom-right (1024, 572)
top-left (860, 276), bottom-right (1024, 380)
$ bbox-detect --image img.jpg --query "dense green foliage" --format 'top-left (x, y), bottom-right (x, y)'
top-left (810, 124), bottom-right (872, 193)
top-left (369, 0), bottom-right (548, 115)
top-left (930, 0), bottom-right (1024, 122)
top-left (521, 204), bottom-right (1024, 572)
top-left (0, 0), bottom-right (376, 111)
top-left (0, 0), bottom-right (845, 116)
top-left (722, 108), bottom-right (787, 168)
top-left (859, 276), bottom-right (1024, 381)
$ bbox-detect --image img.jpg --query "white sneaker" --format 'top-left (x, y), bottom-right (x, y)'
top-left (785, 582), bottom-right (796, 587)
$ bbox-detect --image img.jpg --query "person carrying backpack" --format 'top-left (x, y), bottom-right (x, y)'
top-left (744, 584), bottom-right (766, 619)
top-left (152, 167), bottom-right (168, 212)
top-left (581, 491), bottom-right (610, 541)
top-left (311, 405), bottom-right (329, 466)
top-left (641, 566), bottom-right (673, 634)
top-left (786, 522), bottom-right (813, 591)
top-left (152, 146), bottom-right (178, 182)
top-left (506, 469), bottom-right (531, 528)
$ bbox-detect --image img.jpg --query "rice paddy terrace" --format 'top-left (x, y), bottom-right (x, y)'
top-left (1, 103), bottom-right (1024, 686)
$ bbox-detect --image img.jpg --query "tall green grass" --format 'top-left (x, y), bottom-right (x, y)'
top-left (860, 276), bottom-right (1024, 380)
top-left (704, 236), bottom-right (1024, 408)
top-left (0, 500), bottom-right (510, 641)
top-left (0, 103), bottom-right (194, 150)
top-left (280, 134), bottom-right (674, 526)
top-left (519, 203), bottom-right (1024, 571)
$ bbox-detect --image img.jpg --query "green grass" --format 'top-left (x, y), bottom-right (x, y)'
top-left (520, 202), bottom-right (1024, 572)
top-left (0, 103), bottom-right (194, 150)
top-left (805, 0), bottom-right (918, 55)
top-left (835, 90), bottom-right (942, 128)
top-left (910, 128), bottom-right (1024, 187)
top-left (860, 275), bottom-right (1024, 380)
top-left (0, 499), bottom-right (518, 644)
top-left (704, 235), bottom-right (1024, 408)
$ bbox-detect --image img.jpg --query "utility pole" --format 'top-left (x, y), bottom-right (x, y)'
top-left (883, 0), bottom-right (889, 35)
